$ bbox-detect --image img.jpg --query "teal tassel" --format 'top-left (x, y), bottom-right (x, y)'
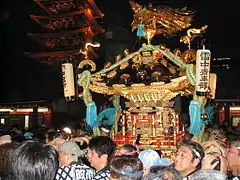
top-left (86, 101), bottom-right (97, 128)
top-left (96, 108), bottom-right (115, 127)
top-left (137, 22), bottom-right (145, 37)
top-left (189, 100), bottom-right (202, 135)
top-left (203, 106), bottom-right (215, 125)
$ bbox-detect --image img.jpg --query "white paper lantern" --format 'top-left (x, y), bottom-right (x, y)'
top-left (61, 63), bottom-right (75, 101)
top-left (195, 48), bottom-right (211, 95)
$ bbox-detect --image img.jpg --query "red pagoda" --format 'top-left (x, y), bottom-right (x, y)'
top-left (25, 0), bottom-right (104, 65)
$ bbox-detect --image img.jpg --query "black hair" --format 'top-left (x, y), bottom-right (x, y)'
top-left (110, 155), bottom-right (143, 180)
top-left (0, 142), bottom-right (18, 178)
top-left (32, 132), bottom-right (46, 143)
top-left (119, 144), bottom-right (139, 156)
top-left (56, 131), bottom-right (71, 140)
top-left (180, 140), bottom-right (204, 169)
top-left (88, 136), bottom-right (116, 161)
top-left (12, 140), bottom-right (59, 180)
top-left (45, 131), bottom-right (57, 142)
top-left (121, 144), bottom-right (137, 152)
top-left (146, 166), bottom-right (182, 180)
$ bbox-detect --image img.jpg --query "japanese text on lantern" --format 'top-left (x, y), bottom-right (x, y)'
top-left (195, 49), bottom-right (211, 94)
top-left (61, 63), bottom-right (75, 97)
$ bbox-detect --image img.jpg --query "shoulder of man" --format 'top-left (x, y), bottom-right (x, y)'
top-left (72, 163), bottom-right (96, 180)
top-left (227, 177), bottom-right (240, 180)
top-left (55, 164), bottom-right (96, 180)
top-left (227, 171), bottom-right (240, 180)
top-left (55, 165), bottom-right (74, 180)
top-left (92, 166), bottom-right (110, 180)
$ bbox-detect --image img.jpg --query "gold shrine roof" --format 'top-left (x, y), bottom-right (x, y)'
top-left (88, 75), bottom-right (193, 102)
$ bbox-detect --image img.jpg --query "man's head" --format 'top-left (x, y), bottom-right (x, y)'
top-left (88, 136), bottom-right (116, 170)
top-left (58, 140), bottom-right (83, 166)
top-left (174, 140), bottom-right (204, 177)
top-left (0, 142), bottom-right (17, 177)
top-left (12, 140), bottom-right (59, 180)
top-left (227, 141), bottom-right (240, 176)
top-left (47, 131), bottom-right (70, 150)
top-left (139, 149), bottom-right (171, 166)
top-left (110, 155), bottom-right (143, 180)
top-left (115, 144), bottom-right (139, 156)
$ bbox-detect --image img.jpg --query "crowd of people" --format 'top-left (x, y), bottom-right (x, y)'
top-left (0, 122), bottom-right (239, 180)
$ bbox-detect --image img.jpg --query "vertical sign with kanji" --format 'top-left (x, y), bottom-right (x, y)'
top-left (195, 49), bottom-right (211, 95)
top-left (61, 62), bottom-right (75, 101)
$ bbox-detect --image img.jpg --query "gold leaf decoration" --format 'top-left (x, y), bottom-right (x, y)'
top-left (107, 70), bottom-right (117, 78)
top-left (181, 49), bottom-right (196, 63)
top-left (130, 1), bottom-right (194, 38)
top-left (78, 59), bottom-right (96, 72)
top-left (120, 62), bottom-right (129, 70)
top-left (104, 61), bottom-right (112, 69)
top-left (151, 71), bottom-right (162, 81)
top-left (160, 58), bottom-right (168, 67)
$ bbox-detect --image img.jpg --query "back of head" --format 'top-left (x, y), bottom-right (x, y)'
top-left (56, 131), bottom-right (71, 140)
top-left (189, 169), bottom-right (227, 180)
top-left (144, 166), bottom-right (182, 180)
top-left (45, 131), bottom-right (57, 142)
top-left (12, 140), bottom-right (59, 180)
top-left (89, 136), bottom-right (116, 160)
top-left (121, 144), bottom-right (137, 153)
top-left (32, 132), bottom-right (46, 143)
top-left (110, 155), bottom-right (143, 180)
top-left (0, 142), bottom-right (18, 177)
top-left (116, 144), bottom-right (139, 156)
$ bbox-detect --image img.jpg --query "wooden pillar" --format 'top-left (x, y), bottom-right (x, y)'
top-left (31, 105), bottom-right (38, 129)
top-left (224, 104), bottom-right (230, 127)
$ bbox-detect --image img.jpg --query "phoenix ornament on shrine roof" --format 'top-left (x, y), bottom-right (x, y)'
top-left (130, 1), bottom-right (194, 39)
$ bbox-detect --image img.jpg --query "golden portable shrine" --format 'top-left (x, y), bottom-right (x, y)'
top-left (75, 1), bottom-right (217, 154)
top-left (80, 48), bottom-right (192, 154)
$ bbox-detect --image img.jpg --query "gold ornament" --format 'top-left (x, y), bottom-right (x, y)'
top-left (168, 67), bottom-right (177, 74)
top-left (180, 25), bottom-right (208, 48)
top-left (201, 113), bottom-right (208, 120)
top-left (181, 49), bottom-right (196, 63)
top-left (130, 1), bottom-right (194, 39)
top-left (79, 42), bottom-right (100, 59)
top-left (115, 54), bottom-right (122, 62)
top-left (151, 71), bottom-right (162, 81)
top-left (120, 74), bottom-right (131, 84)
top-left (124, 49), bottom-right (130, 56)
top-left (78, 59), bottom-right (96, 72)
top-left (120, 62), bottom-right (129, 70)
top-left (153, 51), bottom-right (162, 59)
top-left (132, 63), bottom-right (141, 70)
top-left (104, 61), bottom-right (112, 69)
top-left (160, 58), bottom-right (168, 67)
top-left (146, 62), bottom-right (156, 70)
top-left (173, 48), bottom-right (182, 57)
top-left (179, 68), bottom-right (186, 76)
top-left (137, 70), bottom-right (147, 80)
top-left (107, 70), bottom-right (117, 78)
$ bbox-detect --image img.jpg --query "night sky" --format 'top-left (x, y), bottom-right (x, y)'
top-left (0, 0), bottom-right (239, 103)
